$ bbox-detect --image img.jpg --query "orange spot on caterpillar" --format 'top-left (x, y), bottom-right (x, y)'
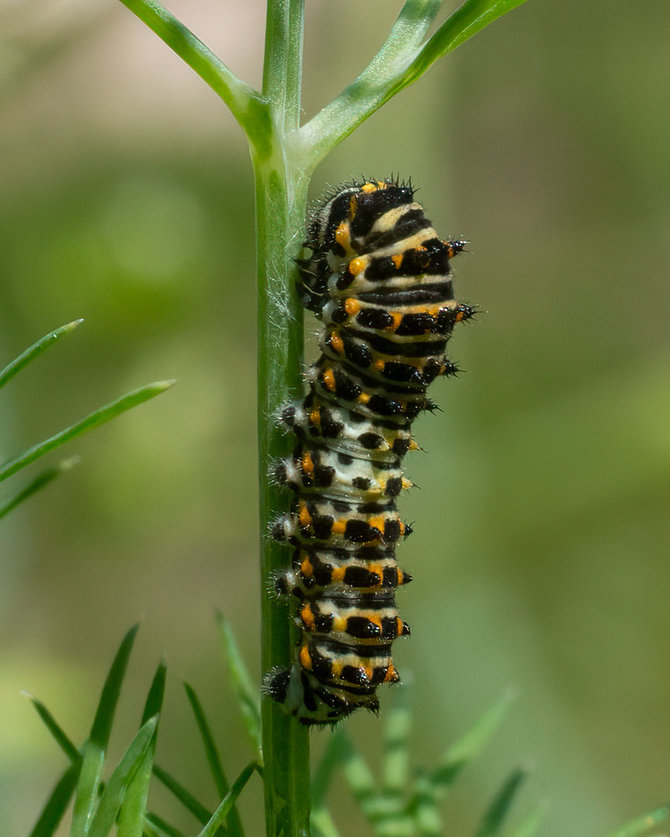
top-left (299, 644), bottom-right (312, 671)
top-left (384, 663), bottom-right (399, 683)
top-left (322, 368), bottom-right (336, 392)
top-left (348, 257), bottom-right (367, 276)
top-left (335, 221), bottom-right (350, 249)
top-left (298, 503), bottom-right (312, 527)
top-left (329, 332), bottom-right (344, 354)
top-left (301, 603), bottom-right (315, 630)
top-left (344, 298), bottom-right (360, 316)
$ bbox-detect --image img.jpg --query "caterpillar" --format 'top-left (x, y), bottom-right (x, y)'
top-left (264, 178), bottom-right (473, 725)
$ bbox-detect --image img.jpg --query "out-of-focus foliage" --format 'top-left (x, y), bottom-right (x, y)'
top-left (2, 2), bottom-right (669, 836)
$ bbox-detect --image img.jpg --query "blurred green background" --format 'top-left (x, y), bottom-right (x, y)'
top-left (2, 1), bottom-right (669, 834)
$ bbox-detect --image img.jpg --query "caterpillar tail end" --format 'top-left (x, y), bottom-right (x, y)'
top-left (262, 665), bottom-right (378, 727)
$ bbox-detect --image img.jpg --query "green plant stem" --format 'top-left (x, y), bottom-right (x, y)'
top-left (256, 4), bottom-right (311, 836)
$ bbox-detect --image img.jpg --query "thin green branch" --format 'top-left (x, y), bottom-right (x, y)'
top-left (117, 0), bottom-right (269, 143)
top-left (262, 0), bottom-right (305, 135)
top-left (295, 0), bottom-right (527, 172)
top-left (294, 0), bottom-right (439, 169)
top-left (398, 0), bottom-right (530, 88)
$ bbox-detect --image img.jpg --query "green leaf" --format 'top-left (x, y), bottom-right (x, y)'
top-left (28, 762), bottom-right (80, 837)
top-left (429, 691), bottom-right (514, 789)
top-left (90, 624), bottom-right (140, 748)
top-left (298, 0), bottom-right (529, 171)
top-left (71, 625), bottom-right (140, 837)
top-left (606, 805), bottom-right (670, 837)
top-left (0, 380), bottom-right (175, 482)
top-left (184, 683), bottom-right (227, 796)
top-left (183, 682), bottom-right (245, 837)
top-left (118, 660), bottom-right (167, 837)
top-left (197, 762), bottom-right (257, 837)
top-left (24, 691), bottom-right (80, 763)
top-left (88, 715), bottom-right (158, 837)
top-left (475, 769), bottom-right (527, 837)
top-left (411, 693), bottom-right (515, 835)
top-left (71, 741), bottom-right (106, 837)
top-left (118, 744), bottom-right (156, 837)
top-left (382, 682), bottom-right (412, 795)
top-left (142, 656), bottom-right (168, 726)
top-left (152, 764), bottom-right (213, 824)
top-left (0, 319), bottom-right (83, 390)
top-left (0, 458), bottom-right (78, 520)
top-left (339, 733), bottom-right (386, 825)
top-left (216, 611), bottom-right (261, 754)
top-left (413, 775), bottom-right (443, 837)
top-left (403, 0), bottom-right (530, 88)
top-left (310, 809), bottom-right (341, 837)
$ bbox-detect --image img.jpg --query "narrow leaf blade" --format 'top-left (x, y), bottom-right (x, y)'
top-left (0, 381), bottom-right (175, 482)
top-left (88, 716), bottom-right (158, 837)
top-left (24, 691), bottom-right (80, 763)
top-left (475, 768), bottom-right (527, 837)
top-left (606, 805), bottom-right (670, 837)
top-left (382, 681), bottom-right (412, 794)
top-left (118, 661), bottom-right (167, 837)
top-left (142, 656), bottom-right (168, 726)
top-left (184, 682), bottom-right (227, 796)
top-left (429, 691), bottom-right (514, 789)
top-left (197, 762), bottom-right (257, 837)
top-left (90, 624), bottom-right (140, 748)
top-left (71, 743), bottom-right (106, 837)
top-left (118, 744), bottom-right (156, 837)
top-left (70, 626), bottom-right (141, 835)
top-left (28, 762), bottom-right (80, 837)
top-left (0, 319), bottom-right (83, 390)
top-left (310, 809), bottom-right (342, 837)
top-left (152, 764), bottom-right (212, 824)
top-left (406, 0), bottom-right (530, 84)
top-left (183, 682), bottom-right (246, 837)
top-left (0, 459), bottom-right (77, 519)
top-left (216, 611), bottom-right (261, 753)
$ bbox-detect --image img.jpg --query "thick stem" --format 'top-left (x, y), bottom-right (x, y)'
top-left (255, 151), bottom-right (311, 837)
top-left (258, 4), bottom-right (311, 836)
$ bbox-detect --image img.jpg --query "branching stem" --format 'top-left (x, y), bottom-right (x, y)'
top-left (114, 1), bottom-right (530, 834)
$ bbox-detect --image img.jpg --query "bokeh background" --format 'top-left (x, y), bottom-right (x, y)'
top-left (2, 1), bottom-right (669, 834)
